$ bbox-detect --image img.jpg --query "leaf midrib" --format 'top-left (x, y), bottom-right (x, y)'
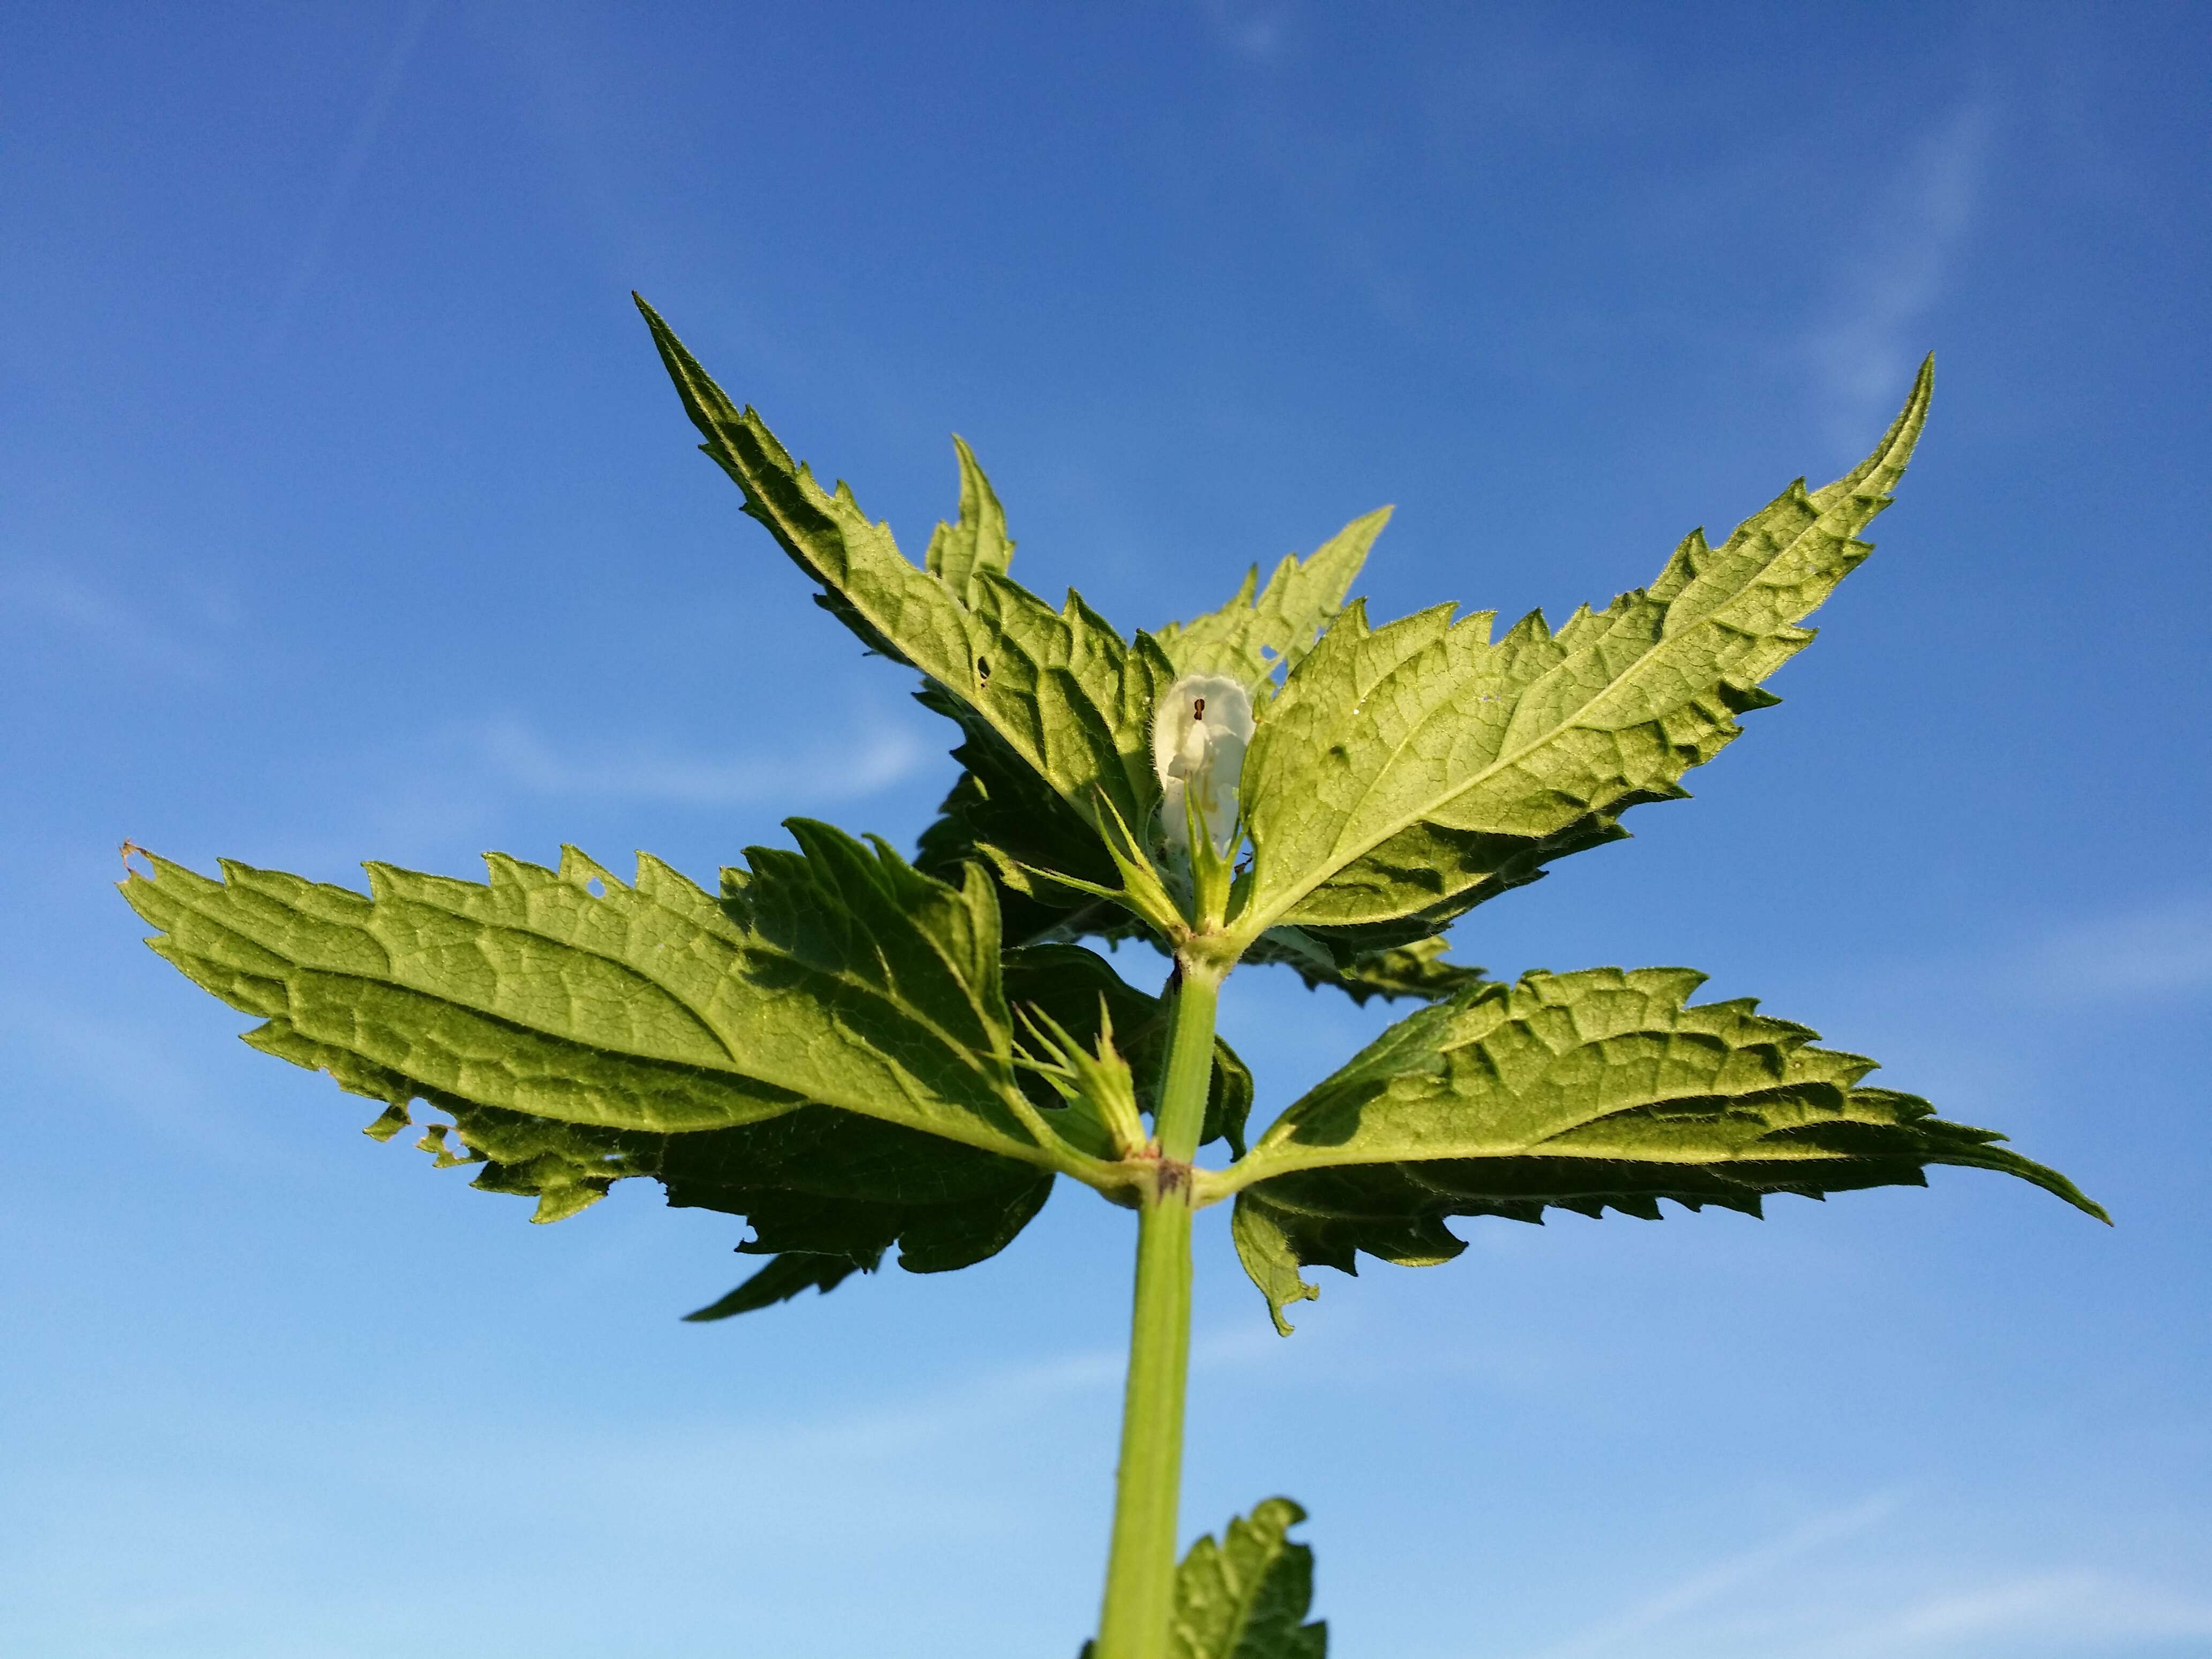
top-left (177, 871), bottom-right (1043, 1164)
top-left (1220, 1077), bottom-right (1881, 1192)
top-left (720, 401), bottom-right (1134, 827)
top-left (1245, 493), bottom-right (1845, 938)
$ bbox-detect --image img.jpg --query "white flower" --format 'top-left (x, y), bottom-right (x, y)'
top-left (1151, 673), bottom-right (1254, 857)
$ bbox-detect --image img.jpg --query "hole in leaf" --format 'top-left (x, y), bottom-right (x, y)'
top-left (976, 656), bottom-right (991, 684)
top-left (586, 877), bottom-right (606, 898)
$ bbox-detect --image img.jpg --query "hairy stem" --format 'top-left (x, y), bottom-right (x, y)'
top-left (1093, 959), bottom-right (1220, 1659)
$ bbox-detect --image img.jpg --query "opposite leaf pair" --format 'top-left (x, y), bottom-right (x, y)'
top-left (124, 303), bottom-right (2102, 1346)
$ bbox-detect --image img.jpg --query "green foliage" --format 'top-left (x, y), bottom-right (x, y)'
top-left (639, 296), bottom-right (1182, 938)
top-left (126, 319), bottom-right (2098, 1331)
top-left (125, 302), bottom-right (2106, 1659)
top-left (124, 825), bottom-right (1046, 1152)
top-left (119, 827), bottom-right (1090, 1316)
top-left (1244, 931), bottom-right (1488, 1007)
top-left (119, 826), bottom-right (1262, 1316)
top-left (1082, 1499), bottom-right (1327, 1659)
top-left (1219, 966), bottom-right (2109, 1333)
top-left (1153, 511), bottom-right (1388, 702)
top-left (1170, 1498), bottom-right (1328, 1659)
top-left (1234, 363), bottom-right (1932, 946)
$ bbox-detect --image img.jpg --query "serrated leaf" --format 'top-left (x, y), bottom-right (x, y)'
top-left (1155, 509), bottom-right (1389, 700)
top-left (639, 298), bottom-right (1176, 915)
top-left (122, 822), bottom-right (1080, 1168)
top-left (925, 433), bottom-right (1016, 604)
top-left (123, 826), bottom-right (1099, 1317)
top-left (1076, 1498), bottom-right (1326, 1659)
top-left (1235, 362), bottom-right (1933, 942)
top-left (1220, 963), bottom-right (2106, 1333)
top-left (911, 681), bottom-right (1135, 942)
top-left (381, 1082), bottom-right (1050, 1313)
top-left (1247, 930), bottom-right (1486, 1007)
top-left (277, 1029), bottom-right (1055, 1314)
top-left (1171, 1498), bottom-right (1328, 1659)
top-left (684, 1253), bottom-right (863, 1321)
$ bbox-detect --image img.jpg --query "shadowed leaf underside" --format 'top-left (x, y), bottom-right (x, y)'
top-left (123, 833), bottom-right (1255, 1316)
top-left (121, 824), bottom-right (1101, 1314)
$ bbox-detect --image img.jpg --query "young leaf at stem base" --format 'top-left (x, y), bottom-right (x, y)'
top-left (1214, 965), bottom-right (2106, 1335)
top-left (1007, 944), bottom-right (1254, 1159)
top-left (1082, 1499), bottom-right (1327, 1659)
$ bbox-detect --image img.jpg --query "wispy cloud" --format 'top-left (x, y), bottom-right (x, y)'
top-left (258, 0), bottom-right (440, 357)
top-left (1497, 1505), bottom-right (2212, 1659)
top-left (2020, 890), bottom-right (2212, 998)
top-left (1806, 102), bottom-right (1994, 434)
top-left (1511, 1493), bottom-right (1901, 1659)
top-left (1807, 1568), bottom-right (2212, 1655)
top-left (597, 1341), bottom-right (1127, 1467)
top-left (0, 564), bottom-right (214, 678)
top-left (1195, 0), bottom-right (1291, 63)
top-left (464, 712), bottom-right (928, 808)
top-left (241, 707), bottom-right (937, 882)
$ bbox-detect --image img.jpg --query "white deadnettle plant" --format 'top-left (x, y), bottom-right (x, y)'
top-left (121, 296), bottom-right (2105, 1659)
top-left (1153, 673), bottom-right (1254, 859)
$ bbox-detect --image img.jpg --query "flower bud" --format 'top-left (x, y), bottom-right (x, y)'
top-left (1151, 673), bottom-right (1254, 857)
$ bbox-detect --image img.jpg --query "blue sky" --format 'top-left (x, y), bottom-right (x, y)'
top-left (3, 4), bottom-right (2207, 1656)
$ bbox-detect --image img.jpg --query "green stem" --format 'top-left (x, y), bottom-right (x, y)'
top-left (1094, 960), bottom-right (1220, 1659)
top-left (1094, 1185), bottom-right (1192, 1659)
top-left (1154, 963), bottom-right (1220, 1164)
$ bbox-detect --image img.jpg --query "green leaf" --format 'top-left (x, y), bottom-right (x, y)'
top-left (1007, 944), bottom-right (1254, 1158)
top-left (1219, 964), bottom-right (2107, 1334)
top-left (1171, 1498), bottom-right (1328, 1659)
top-left (1155, 509), bottom-right (1390, 701)
top-left (638, 297), bottom-right (1177, 922)
top-left (440, 1097), bottom-right (1052, 1314)
top-left (925, 433), bottom-right (1016, 604)
top-left (1076, 1498), bottom-right (1326, 1659)
top-left (1235, 361), bottom-right (1934, 943)
top-left (122, 822), bottom-right (1086, 1171)
top-left (122, 826), bottom-right (1098, 1317)
top-left (649, 1106), bottom-right (1055, 1319)
top-left (911, 681), bottom-right (1138, 942)
top-left (684, 1254), bottom-right (862, 1321)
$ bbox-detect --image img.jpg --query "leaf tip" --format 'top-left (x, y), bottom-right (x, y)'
top-left (361, 1103), bottom-right (413, 1143)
